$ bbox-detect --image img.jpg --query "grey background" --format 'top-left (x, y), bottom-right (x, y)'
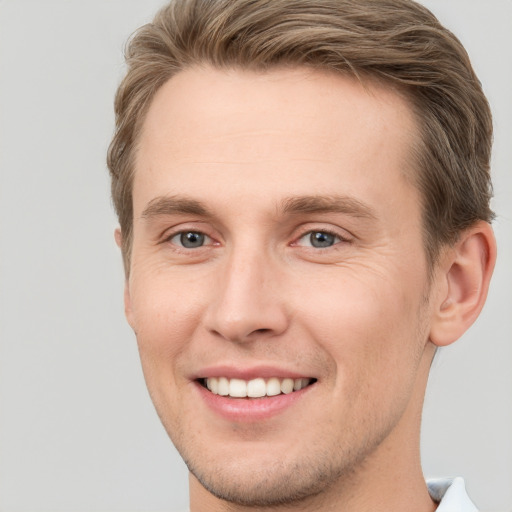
top-left (0, 1), bottom-right (510, 511)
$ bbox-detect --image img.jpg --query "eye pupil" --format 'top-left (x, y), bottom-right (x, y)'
top-left (310, 231), bottom-right (335, 248)
top-left (180, 232), bottom-right (205, 248)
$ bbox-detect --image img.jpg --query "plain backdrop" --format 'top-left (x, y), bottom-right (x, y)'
top-left (0, 1), bottom-right (511, 511)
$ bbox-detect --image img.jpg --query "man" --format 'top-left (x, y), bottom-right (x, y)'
top-left (107, 0), bottom-right (496, 510)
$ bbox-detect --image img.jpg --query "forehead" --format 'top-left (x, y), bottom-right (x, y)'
top-left (134, 66), bottom-right (420, 221)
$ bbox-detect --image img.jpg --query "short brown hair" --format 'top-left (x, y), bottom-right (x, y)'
top-left (107, 0), bottom-right (494, 273)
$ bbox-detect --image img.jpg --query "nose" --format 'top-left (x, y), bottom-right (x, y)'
top-left (203, 246), bottom-right (289, 343)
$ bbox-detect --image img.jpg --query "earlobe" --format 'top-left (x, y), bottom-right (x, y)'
top-left (429, 221), bottom-right (496, 347)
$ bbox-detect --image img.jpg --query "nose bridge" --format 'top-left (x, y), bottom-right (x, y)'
top-left (205, 238), bottom-right (288, 342)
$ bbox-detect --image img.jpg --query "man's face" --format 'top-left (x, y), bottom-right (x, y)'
top-left (126, 67), bottom-right (436, 506)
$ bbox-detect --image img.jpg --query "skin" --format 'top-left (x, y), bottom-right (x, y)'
top-left (119, 66), bottom-right (495, 511)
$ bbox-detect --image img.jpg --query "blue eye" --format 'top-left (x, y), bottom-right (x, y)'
top-left (310, 231), bottom-right (337, 248)
top-left (171, 231), bottom-right (208, 248)
top-left (299, 231), bottom-right (341, 248)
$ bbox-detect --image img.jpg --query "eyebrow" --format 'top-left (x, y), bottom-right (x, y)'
top-left (140, 194), bottom-right (377, 221)
top-left (141, 195), bottom-right (212, 220)
top-left (281, 195), bottom-right (377, 220)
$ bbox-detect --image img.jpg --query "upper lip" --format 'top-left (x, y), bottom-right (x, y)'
top-left (191, 365), bottom-right (316, 381)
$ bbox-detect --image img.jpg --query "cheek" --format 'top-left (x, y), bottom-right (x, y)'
top-left (128, 271), bottom-right (205, 377)
top-left (130, 258), bottom-right (206, 325)
top-left (292, 266), bottom-right (427, 389)
top-left (295, 263), bottom-right (423, 339)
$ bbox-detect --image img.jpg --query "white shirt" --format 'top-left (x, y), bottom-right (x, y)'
top-left (428, 477), bottom-right (478, 512)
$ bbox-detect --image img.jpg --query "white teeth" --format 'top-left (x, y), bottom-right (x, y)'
top-left (294, 378), bottom-right (309, 391)
top-left (209, 377), bottom-right (219, 394)
top-left (229, 378), bottom-right (247, 398)
top-left (218, 377), bottom-right (229, 396)
top-left (204, 377), bottom-right (313, 398)
top-left (266, 377), bottom-right (281, 396)
top-left (247, 378), bottom-right (266, 398)
top-left (280, 378), bottom-right (294, 394)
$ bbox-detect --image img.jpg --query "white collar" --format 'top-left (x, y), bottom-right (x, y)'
top-left (427, 477), bottom-right (478, 512)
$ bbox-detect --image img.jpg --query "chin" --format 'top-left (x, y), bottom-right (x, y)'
top-left (184, 450), bottom-right (339, 507)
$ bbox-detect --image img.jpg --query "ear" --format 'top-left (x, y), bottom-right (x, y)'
top-left (114, 227), bottom-right (123, 249)
top-left (115, 228), bottom-right (136, 331)
top-left (429, 221), bottom-right (496, 347)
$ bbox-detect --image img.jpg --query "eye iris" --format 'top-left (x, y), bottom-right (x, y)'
top-left (180, 232), bottom-right (205, 248)
top-left (310, 231), bottom-right (335, 248)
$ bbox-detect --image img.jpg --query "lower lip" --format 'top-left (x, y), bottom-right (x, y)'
top-left (194, 381), bottom-right (314, 422)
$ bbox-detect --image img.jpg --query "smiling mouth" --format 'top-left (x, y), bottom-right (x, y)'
top-left (199, 377), bottom-right (316, 398)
